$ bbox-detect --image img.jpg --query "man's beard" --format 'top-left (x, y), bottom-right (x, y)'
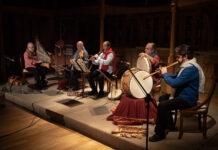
top-left (179, 58), bottom-right (185, 65)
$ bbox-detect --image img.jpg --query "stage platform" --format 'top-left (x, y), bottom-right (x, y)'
top-left (3, 76), bottom-right (218, 150)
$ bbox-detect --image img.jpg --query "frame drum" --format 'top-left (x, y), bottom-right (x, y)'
top-left (136, 56), bottom-right (151, 73)
top-left (108, 89), bottom-right (123, 100)
top-left (121, 68), bottom-right (153, 99)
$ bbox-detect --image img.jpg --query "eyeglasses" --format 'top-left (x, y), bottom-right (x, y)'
top-left (175, 55), bottom-right (182, 59)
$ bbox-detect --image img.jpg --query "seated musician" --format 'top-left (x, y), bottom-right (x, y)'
top-left (139, 42), bottom-right (160, 82)
top-left (87, 41), bottom-right (116, 98)
top-left (24, 42), bottom-right (48, 90)
top-left (149, 44), bottom-right (205, 142)
top-left (69, 41), bottom-right (89, 90)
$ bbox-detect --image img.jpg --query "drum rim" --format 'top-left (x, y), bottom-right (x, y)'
top-left (136, 56), bottom-right (152, 73)
top-left (121, 68), bottom-right (138, 92)
top-left (107, 89), bottom-right (123, 99)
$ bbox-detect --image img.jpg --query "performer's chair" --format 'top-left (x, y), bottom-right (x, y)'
top-left (106, 74), bottom-right (118, 92)
top-left (19, 55), bottom-right (33, 84)
top-left (80, 72), bottom-right (89, 97)
top-left (175, 77), bottom-right (217, 139)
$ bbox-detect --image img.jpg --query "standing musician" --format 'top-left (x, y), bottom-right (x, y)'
top-left (87, 41), bottom-right (116, 98)
top-left (139, 42), bottom-right (160, 82)
top-left (24, 42), bottom-right (48, 90)
top-left (69, 41), bottom-right (89, 91)
top-left (149, 44), bottom-right (205, 142)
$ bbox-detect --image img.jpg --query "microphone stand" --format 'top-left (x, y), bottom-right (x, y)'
top-left (125, 64), bottom-right (157, 150)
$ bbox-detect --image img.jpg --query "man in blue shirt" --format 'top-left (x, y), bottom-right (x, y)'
top-left (69, 41), bottom-right (89, 90)
top-left (149, 44), bottom-right (202, 142)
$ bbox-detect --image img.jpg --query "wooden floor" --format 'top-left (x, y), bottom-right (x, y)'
top-left (0, 100), bottom-right (113, 150)
top-left (0, 82), bottom-right (217, 150)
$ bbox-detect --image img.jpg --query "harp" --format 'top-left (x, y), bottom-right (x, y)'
top-left (35, 38), bottom-right (51, 69)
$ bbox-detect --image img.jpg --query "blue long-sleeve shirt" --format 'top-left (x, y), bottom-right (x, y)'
top-left (71, 49), bottom-right (89, 70)
top-left (163, 66), bottom-right (199, 106)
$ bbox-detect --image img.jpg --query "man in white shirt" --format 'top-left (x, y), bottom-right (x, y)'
top-left (87, 41), bottom-right (116, 98)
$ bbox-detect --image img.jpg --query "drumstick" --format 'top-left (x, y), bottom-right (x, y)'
top-left (143, 61), bottom-right (179, 80)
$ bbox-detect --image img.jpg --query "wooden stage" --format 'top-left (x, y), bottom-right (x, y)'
top-left (2, 76), bottom-right (218, 150)
top-left (0, 101), bottom-right (112, 150)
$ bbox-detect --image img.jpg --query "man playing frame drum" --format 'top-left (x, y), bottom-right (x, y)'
top-left (139, 42), bottom-right (160, 82)
top-left (149, 44), bottom-right (205, 142)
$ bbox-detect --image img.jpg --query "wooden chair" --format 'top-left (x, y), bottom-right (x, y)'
top-left (106, 74), bottom-right (118, 92)
top-left (151, 79), bottom-right (162, 98)
top-left (177, 77), bottom-right (217, 139)
top-left (80, 72), bottom-right (89, 97)
top-left (19, 55), bottom-right (33, 83)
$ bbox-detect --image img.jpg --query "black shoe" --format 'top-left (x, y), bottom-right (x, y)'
top-left (96, 91), bottom-right (105, 99)
top-left (0, 104), bottom-right (5, 109)
top-left (149, 134), bottom-right (165, 142)
top-left (41, 80), bottom-right (48, 87)
top-left (88, 90), bottom-right (98, 96)
top-left (34, 83), bottom-right (43, 90)
top-left (73, 86), bottom-right (79, 91)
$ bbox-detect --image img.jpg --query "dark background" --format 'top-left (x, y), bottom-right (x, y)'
top-left (0, 0), bottom-right (218, 83)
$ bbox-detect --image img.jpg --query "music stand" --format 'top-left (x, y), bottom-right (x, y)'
top-left (77, 59), bottom-right (90, 73)
top-left (70, 59), bottom-right (89, 97)
top-left (126, 65), bottom-right (157, 150)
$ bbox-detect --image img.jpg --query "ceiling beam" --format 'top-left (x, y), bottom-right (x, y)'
top-left (0, 4), bottom-right (57, 17)
top-left (1, 1), bottom-right (217, 17)
top-left (105, 5), bottom-right (170, 15)
top-left (59, 6), bottom-right (99, 16)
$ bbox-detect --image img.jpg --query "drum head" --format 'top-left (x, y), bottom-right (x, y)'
top-left (108, 89), bottom-right (123, 100)
top-left (129, 70), bottom-right (153, 99)
top-left (136, 57), bottom-right (151, 73)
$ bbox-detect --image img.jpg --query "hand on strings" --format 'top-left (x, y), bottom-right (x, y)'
top-left (77, 58), bottom-right (83, 62)
top-left (70, 59), bottom-right (75, 64)
top-left (47, 51), bottom-right (52, 56)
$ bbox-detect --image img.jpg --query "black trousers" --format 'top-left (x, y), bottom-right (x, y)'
top-left (65, 69), bottom-right (80, 89)
top-left (154, 94), bottom-right (191, 136)
top-left (26, 65), bottom-right (47, 85)
top-left (87, 70), bottom-right (112, 92)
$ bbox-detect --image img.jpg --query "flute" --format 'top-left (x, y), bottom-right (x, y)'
top-left (143, 61), bottom-right (179, 80)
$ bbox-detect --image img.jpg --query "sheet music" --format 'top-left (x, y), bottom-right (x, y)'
top-left (63, 44), bottom-right (74, 56)
top-left (70, 59), bottom-right (81, 71)
top-left (77, 59), bottom-right (90, 73)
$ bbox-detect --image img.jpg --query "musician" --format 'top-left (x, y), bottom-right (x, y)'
top-left (69, 41), bottom-right (89, 90)
top-left (87, 41), bottom-right (116, 98)
top-left (139, 42), bottom-right (160, 82)
top-left (24, 42), bottom-right (47, 89)
top-left (149, 44), bottom-right (205, 142)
